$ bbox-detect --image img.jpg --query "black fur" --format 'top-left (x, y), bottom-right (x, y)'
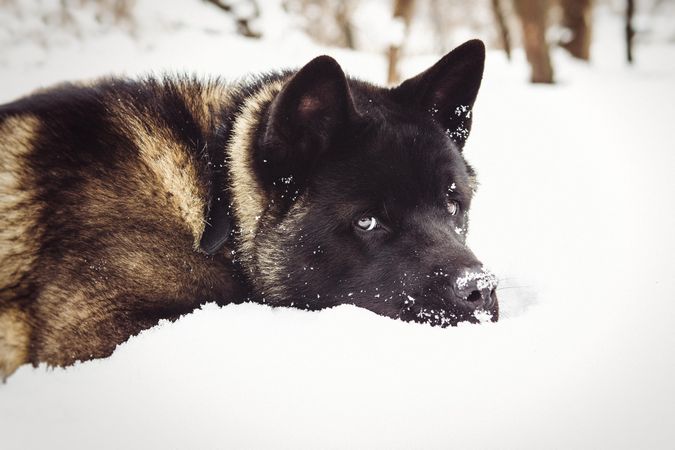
top-left (0, 39), bottom-right (497, 374)
top-left (246, 40), bottom-right (497, 326)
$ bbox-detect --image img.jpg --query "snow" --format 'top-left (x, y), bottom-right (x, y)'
top-left (1, 1), bottom-right (675, 449)
top-left (455, 268), bottom-right (498, 291)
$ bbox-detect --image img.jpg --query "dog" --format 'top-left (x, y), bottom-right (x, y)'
top-left (0, 39), bottom-right (498, 378)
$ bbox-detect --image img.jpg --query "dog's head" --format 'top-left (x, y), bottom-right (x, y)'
top-left (230, 40), bottom-right (497, 326)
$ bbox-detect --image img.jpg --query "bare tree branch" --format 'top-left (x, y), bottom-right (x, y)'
top-left (491, 0), bottom-right (512, 60)
top-left (387, 0), bottom-right (415, 85)
top-left (203, 0), bottom-right (261, 38)
top-left (626, 0), bottom-right (635, 63)
top-left (513, 0), bottom-right (554, 83)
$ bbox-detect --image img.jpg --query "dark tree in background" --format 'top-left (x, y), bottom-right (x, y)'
top-left (560, 0), bottom-right (594, 60)
top-left (626, 0), bottom-right (635, 63)
top-left (387, 0), bottom-right (416, 84)
top-left (335, 1), bottom-right (356, 49)
top-left (13, 0), bottom-right (655, 85)
top-left (203, 0), bottom-right (261, 38)
top-left (492, 0), bottom-right (513, 60)
top-left (514, 0), bottom-right (554, 83)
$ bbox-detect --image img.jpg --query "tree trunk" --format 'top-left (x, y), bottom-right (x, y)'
top-left (626, 0), bottom-right (635, 63)
top-left (387, 0), bottom-right (415, 85)
top-left (336, 1), bottom-right (355, 50)
top-left (491, 0), bottom-right (512, 60)
top-left (514, 0), bottom-right (554, 83)
top-left (560, 0), bottom-right (593, 61)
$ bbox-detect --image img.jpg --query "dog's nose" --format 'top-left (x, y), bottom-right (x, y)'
top-left (453, 265), bottom-right (498, 308)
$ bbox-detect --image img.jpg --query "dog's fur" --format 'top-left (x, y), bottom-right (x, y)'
top-left (0, 40), bottom-right (498, 378)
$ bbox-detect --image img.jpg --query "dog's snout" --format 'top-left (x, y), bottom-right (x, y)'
top-left (453, 265), bottom-right (498, 308)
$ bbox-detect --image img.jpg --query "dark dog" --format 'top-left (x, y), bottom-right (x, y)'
top-left (0, 40), bottom-right (497, 378)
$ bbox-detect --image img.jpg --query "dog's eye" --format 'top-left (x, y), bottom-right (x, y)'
top-left (447, 200), bottom-right (460, 216)
top-left (356, 216), bottom-right (378, 231)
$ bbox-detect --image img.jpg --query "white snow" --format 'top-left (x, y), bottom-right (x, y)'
top-left (384, 16), bottom-right (407, 47)
top-left (1, 2), bottom-right (675, 449)
top-left (455, 267), bottom-right (498, 291)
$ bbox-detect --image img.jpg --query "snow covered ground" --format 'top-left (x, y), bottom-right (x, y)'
top-left (1, 1), bottom-right (674, 449)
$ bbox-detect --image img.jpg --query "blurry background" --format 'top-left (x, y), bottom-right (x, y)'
top-left (1, 2), bottom-right (674, 450)
top-left (1, 0), bottom-right (674, 86)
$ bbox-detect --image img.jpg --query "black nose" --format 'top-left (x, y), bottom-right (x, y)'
top-left (453, 265), bottom-right (498, 308)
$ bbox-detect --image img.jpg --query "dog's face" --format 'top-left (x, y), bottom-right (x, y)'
top-left (249, 40), bottom-right (498, 326)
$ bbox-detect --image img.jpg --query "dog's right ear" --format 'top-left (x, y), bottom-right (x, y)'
top-left (257, 56), bottom-right (358, 182)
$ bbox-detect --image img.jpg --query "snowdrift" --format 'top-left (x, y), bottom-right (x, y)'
top-left (1, 2), bottom-right (674, 449)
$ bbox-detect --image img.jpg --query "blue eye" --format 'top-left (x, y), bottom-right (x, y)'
top-left (356, 216), bottom-right (378, 231)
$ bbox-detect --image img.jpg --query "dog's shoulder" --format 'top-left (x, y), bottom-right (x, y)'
top-left (2, 76), bottom-right (241, 246)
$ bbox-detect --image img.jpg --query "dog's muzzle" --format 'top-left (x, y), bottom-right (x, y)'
top-left (451, 265), bottom-right (498, 311)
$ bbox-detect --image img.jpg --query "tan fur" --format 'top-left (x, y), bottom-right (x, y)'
top-left (174, 78), bottom-right (232, 134)
top-left (255, 196), bottom-right (310, 300)
top-left (0, 79), bottom-right (254, 374)
top-left (109, 106), bottom-right (208, 249)
top-left (0, 53), bottom-right (490, 374)
top-left (468, 174), bottom-right (478, 193)
top-left (0, 116), bottom-right (41, 288)
top-left (227, 80), bottom-right (286, 264)
top-left (0, 307), bottom-right (30, 379)
top-left (32, 283), bottom-right (131, 365)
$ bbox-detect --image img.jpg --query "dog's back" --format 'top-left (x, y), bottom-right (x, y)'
top-left (0, 109), bottom-right (39, 375)
top-left (0, 78), bottom-right (243, 375)
top-left (0, 41), bottom-right (496, 378)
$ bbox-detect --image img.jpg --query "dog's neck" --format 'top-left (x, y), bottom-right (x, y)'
top-left (200, 80), bottom-right (287, 262)
top-left (198, 119), bottom-right (232, 255)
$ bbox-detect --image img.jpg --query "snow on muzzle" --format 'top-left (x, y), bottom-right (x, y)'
top-left (452, 265), bottom-right (499, 311)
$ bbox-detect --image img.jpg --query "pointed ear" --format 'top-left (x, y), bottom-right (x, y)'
top-left (393, 39), bottom-right (485, 149)
top-left (257, 56), bottom-right (358, 182)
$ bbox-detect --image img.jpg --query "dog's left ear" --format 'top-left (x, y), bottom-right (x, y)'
top-left (257, 55), bottom-right (358, 182)
top-left (393, 39), bottom-right (485, 149)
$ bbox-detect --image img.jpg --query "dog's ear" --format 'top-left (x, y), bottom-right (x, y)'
top-left (257, 55), bottom-right (358, 182)
top-left (393, 39), bottom-right (485, 149)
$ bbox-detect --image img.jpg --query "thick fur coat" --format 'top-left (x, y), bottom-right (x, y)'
top-left (0, 40), bottom-right (498, 378)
